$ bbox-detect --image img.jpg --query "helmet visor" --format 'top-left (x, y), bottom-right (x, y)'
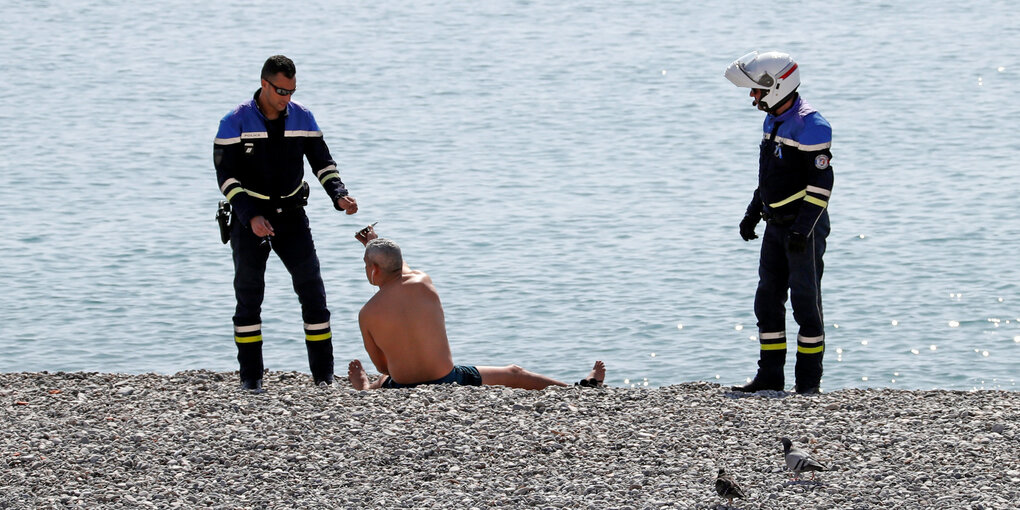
top-left (725, 51), bottom-right (775, 88)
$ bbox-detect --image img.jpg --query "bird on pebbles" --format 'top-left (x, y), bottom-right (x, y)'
top-left (715, 468), bottom-right (746, 503)
top-left (781, 437), bottom-right (826, 480)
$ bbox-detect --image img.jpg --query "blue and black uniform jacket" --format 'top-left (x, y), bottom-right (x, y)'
top-left (213, 90), bottom-right (348, 227)
top-left (746, 95), bottom-right (834, 235)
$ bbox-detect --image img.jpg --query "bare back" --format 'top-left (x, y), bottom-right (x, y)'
top-left (358, 270), bottom-right (455, 384)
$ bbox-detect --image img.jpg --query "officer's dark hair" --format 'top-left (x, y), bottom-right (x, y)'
top-left (261, 55), bottom-right (296, 80)
top-left (365, 238), bottom-right (403, 274)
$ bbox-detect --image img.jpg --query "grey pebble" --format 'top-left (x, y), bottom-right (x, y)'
top-left (1, 370), bottom-right (1018, 508)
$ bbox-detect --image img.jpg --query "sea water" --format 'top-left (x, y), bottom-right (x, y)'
top-left (1, 0), bottom-right (1017, 390)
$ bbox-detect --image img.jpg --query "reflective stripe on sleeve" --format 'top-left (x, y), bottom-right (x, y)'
top-left (284, 130), bottom-right (323, 137)
top-left (806, 185), bottom-right (831, 197)
top-left (765, 134), bottom-right (832, 151)
top-left (319, 172), bottom-right (340, 185)
top-left (215, 136), bottom-right (241, 145)
top-left (804, 196), bottom-right (828, 208)
top-left (315, 165), bottom-right (338, 178)
top-left (316, 165), bottom-right (340, 185)
top-left (220, 178), bottom-right (241, 195)
top-left (799, 141), bottom-right (831, 151)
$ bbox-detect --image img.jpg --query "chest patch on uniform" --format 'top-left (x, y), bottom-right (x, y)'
top-left (814, 154), bottom-right (830, 169)
top-left (245, 143), bottom-right (254, 155)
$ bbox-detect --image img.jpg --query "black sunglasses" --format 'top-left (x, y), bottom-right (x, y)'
top-left (264, 78), bottom-right (295, 96)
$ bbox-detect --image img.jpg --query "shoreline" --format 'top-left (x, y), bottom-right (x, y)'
top-left (2, 370), bottom-right (1018, 509)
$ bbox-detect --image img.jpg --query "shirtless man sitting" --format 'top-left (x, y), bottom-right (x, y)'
top-left (347, 225), bottom-right (605, 390)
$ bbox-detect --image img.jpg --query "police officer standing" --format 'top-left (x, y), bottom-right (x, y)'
top-left (724, 51), bottom-right (833, 394)
top-left (214, 55), bottom-right (358, 392)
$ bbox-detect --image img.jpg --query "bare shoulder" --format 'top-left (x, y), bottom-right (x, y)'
top-left (403, 269), bottom-right (434, 285)
top-left (359, 294), bottom-right (383, 320)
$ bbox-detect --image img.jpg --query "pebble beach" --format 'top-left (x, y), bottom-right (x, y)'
top-left (2, 370), bottom-right (1018, 509)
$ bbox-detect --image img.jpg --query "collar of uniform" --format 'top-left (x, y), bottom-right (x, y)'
top-left (252, 89), bottom-right (290, 120)
top-left (770, 95), bottom-right (802, 122)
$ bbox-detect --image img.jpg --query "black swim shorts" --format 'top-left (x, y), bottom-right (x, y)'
top-left (382, 365), bottom-right (482, 389)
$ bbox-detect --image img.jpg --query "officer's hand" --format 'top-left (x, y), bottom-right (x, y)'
top-left (250, 216), bottom-right (274, 237)
top-left (787, 231), bottom-right (807, 253)
top-left (338, 196), bottom-right (358, 215)
top-left (355, 225), bottom-right (378, 246)
top-left (739, 214), bottom-right (760, 241)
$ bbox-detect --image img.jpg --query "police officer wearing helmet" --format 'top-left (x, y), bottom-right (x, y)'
top-left (214, 55), bottom-right (359, 392)
top-left (724, 51), bottom-right (833, 394)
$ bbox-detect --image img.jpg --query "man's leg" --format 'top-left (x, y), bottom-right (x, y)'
top-left (476, 365), bottom-right (565, 390)
top-left (274, 211), bottom-right (334, 385)
top-left (348, 361), bottom-right (606, 391)
top-left (476, 361), bottom-right (605, 390)
top-left (735, 223), bottom-right (789, 392)
top-left (231, 218), bottom-right (272, 389)
top-left (789, 213), bottom-right (829, 394)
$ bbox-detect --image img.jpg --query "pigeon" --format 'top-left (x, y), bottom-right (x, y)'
top-left (781, 437), bottom-right (826, 479)
top-left (715, 468), bottom-right (746, 502)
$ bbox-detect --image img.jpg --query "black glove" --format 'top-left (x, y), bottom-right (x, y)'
top-left (739, 214), bottom-right (760, 241)
top-left (787, 231), bottom-right (807, 253)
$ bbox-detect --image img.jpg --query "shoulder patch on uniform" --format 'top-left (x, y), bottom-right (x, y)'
top-left (814, 154), bottom-right (830, 170)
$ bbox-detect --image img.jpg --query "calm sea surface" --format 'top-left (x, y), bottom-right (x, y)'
top-left (2, 0), bottom-right (1018, 390)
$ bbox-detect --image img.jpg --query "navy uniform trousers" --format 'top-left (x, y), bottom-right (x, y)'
top-left (230, 207), bottom-right (333, 383)
top-left (754, 210), bottom-right (829, 388)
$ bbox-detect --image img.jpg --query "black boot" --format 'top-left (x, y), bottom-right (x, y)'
top-left (731, 372), bottom-right (785, 392)
top-left (237, 341), bottom-right (265, 393)
top-left (239, 378), bottom-right (264, 393)
top-left (732, 349), bottom-right (785, 392)
top-left (794, 341), bottom-right (824, 394)
top-left (306, 339), bottom-right (334, 386)
top-left (792, 384), bottom-right (820, 394)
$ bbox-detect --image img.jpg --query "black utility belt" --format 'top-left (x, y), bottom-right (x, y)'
top-left (248, 181), bottom-right (310, 211)
top-left (762, 211), bottom-right (797, 226)
top-left (258, 204), bottom-right (306, 215)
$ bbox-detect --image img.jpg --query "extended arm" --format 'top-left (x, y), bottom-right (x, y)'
top-left (302, 112), bottom-right (357, 214)
top-left (356, 226), bottom-right (414, 274)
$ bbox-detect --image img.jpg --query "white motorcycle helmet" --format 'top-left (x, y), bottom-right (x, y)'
top-left (725, 51), bottom-right (800, 112)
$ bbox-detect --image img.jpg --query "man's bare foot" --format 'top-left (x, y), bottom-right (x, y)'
top-left (348, 360), bottom-right (371, 390)
top-left (577, 360), bottom-right (606, 387)
top-left (589, 360), bottom-right (606, 385)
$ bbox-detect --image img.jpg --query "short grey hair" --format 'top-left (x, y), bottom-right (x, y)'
top-left (365, 238), bottom-right (403, 274)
